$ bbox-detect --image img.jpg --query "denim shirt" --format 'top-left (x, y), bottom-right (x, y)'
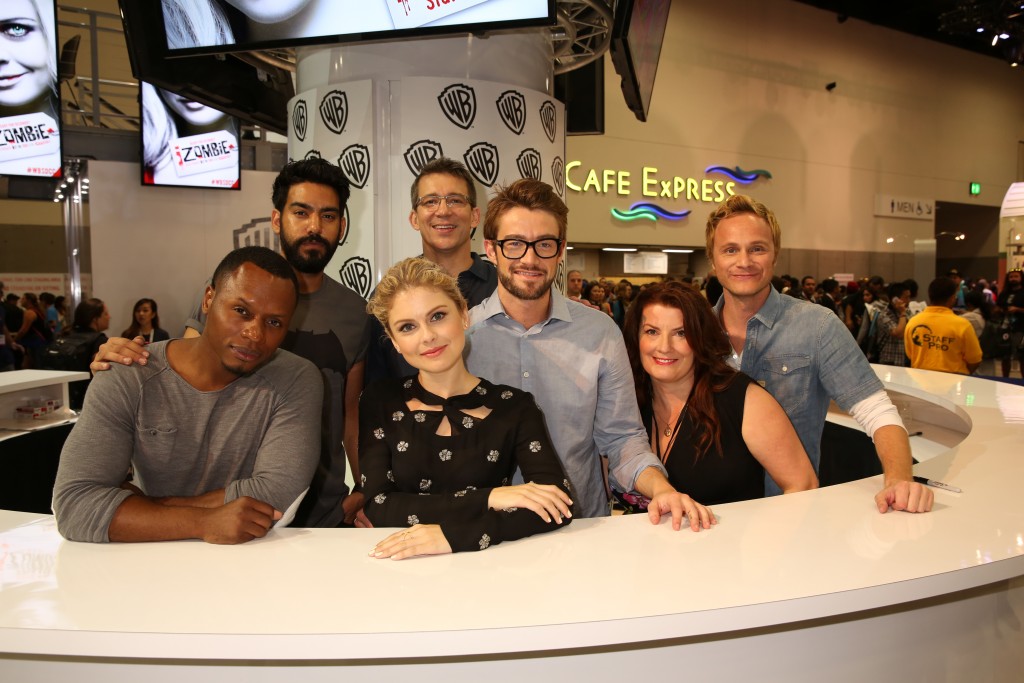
top-left (466, 289), bottom-right (665, 518)
top-left (714, 287), bottom-right (883, 495)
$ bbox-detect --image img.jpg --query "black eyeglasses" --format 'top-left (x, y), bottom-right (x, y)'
top-left (490, 238), bottom-right (563, 259)
top-left (415, 194), bottom-right (471, 211)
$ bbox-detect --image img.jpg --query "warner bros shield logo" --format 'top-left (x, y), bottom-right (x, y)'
top-left (551, 157), bottom-right (565, 196)
top-left (464, 142), bottom-right (500, 187)
top-left (233, 217), bottom-right (279, 251)
top-left (496, 90), bottom-right (527, 135)
top-left (438, 84), bottom-right (477, 130)
top-left (340, 256), bottom-right (373, 300)
top-left (292, 99), bottom-right (308, 141)
top-left (339, 144), bottom-right (370, 189)
top-left (516, 148), bottom-right (542, 181)
top-left (319, 90), bottom-right (349, 135)
top-left (404, 139), bottom-right (444, 176)
top-left (539, 100), bottom-right (557, 143)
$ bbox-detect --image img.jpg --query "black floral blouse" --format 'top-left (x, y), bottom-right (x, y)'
top-left (359, 376), bottom-right (573, 552)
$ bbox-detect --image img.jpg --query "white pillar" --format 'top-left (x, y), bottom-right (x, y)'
top-left (289, 33), bottom-right (564, 297)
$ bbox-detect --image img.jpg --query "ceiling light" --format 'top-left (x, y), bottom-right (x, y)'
top-left (602, 247), bottom-right (637, 252)
top-left (662, 249), bottom-right (694, 253)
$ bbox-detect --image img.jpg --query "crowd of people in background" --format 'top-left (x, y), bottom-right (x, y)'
top-left (2, 269), bottom-right (1019, 383)
top-left (0, 283), bottom-right (162, 392)
top-left (563, 265), bottom-right (1023, 379)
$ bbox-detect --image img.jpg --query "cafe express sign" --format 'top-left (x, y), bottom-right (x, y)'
top-left (565, 161), bottom-right (771, 222)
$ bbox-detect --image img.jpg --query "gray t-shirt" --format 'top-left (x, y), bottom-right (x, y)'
top-left (52, 341), bottom-right (323, 543)
top-left (187, 276), bottom-right (371, 527)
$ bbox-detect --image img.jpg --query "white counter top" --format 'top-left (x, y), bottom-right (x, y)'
top-left (1, 367), bottom-right (1022, 664)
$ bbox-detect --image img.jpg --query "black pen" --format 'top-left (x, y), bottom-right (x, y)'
top-left (913, 475), bottom-right (962, 493)
top-left (907, 431), bottom-right (923, 437)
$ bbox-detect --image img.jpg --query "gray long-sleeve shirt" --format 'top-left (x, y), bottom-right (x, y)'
top-left (52, 341), bottom-right (322, 542)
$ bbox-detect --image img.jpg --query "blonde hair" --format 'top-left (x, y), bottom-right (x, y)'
top-left (367, 258), bottom-right (467, 335)
top-left (30, 0), bottom-right (57, 85)
top-left (705, 194), bottom-right (782, 257)
top-left (161, 0), bottom-right (234, 50)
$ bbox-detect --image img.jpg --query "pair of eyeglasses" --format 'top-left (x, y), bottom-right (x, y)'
top-left (490, 238), bottom-right (563, 259)
top-left (415, 194), bottom-right (471, 211)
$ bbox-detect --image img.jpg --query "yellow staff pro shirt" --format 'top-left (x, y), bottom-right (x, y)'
top-left (904, 306), bottom-right (983, 375)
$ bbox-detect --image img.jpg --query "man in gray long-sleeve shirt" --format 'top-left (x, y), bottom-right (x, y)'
top-left (53, 247), bottom-right (322, 544)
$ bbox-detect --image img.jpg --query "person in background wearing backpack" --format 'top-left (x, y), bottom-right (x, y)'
top-left (53, 299), bottom-right (110, 409)
top-left (14, 293), bottom-right (51, 368)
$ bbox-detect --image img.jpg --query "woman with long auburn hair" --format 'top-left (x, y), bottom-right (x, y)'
top-left (622, 282), bottom-right (816, 505)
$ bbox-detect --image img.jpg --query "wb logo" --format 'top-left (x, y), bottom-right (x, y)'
top-left (232, 217), bottom-right (278, 252)
top-left (539, 100), bottom-right (557, 143)
top-left (304, 150), bottom-right (322, 160)
top-left (292, 100), bottom-right (308, 141)
top-left (516, 149), bottom-right (542, 181)
top-left (496, 90), bottom-right (526, 135)
top-left (339, 144), bottom-right (370, 189)
top-left (319, 90), bottom-right (349, 135)
top-left (464, 142), bottom-right (500, 187)
top-left (551, 157), bottom-right (565, 196)
top-left (340, 256), bottom-right (373, 300)
top-left (404, 139), bottom-right (444, 176)
top-left (438, 84), bottom-right (476, 130)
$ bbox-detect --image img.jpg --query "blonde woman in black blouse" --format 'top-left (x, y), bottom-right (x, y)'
top-left (361, 258), bottom-right (573, 559)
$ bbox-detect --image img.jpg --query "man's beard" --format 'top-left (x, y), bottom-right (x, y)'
top-left (281, 234), bottom-right (338, 274)
top-left (497, 267), bottom-right (554, 301)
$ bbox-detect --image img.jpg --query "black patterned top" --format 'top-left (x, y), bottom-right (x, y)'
top-left (359, 376), bottom-right (573, 552)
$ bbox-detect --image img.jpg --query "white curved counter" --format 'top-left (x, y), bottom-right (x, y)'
top-left (1, 367), bottom-right (1022, 681)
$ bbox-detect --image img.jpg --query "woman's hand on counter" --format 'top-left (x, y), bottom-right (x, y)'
top-left (371, 524), bottom-right (452, 560)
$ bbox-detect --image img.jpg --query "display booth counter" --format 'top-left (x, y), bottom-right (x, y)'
top-left (1, 367), bottom-right (1022, 681)
top-left (0, 370), bottom-right (88, 443)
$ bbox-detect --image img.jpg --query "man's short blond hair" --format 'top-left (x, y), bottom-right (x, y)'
top-left (705, 194), bottom-right (782, 257)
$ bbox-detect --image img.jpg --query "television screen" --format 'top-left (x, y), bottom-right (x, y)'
top-left (610, 0), bottom-right (672, 122)
top-left (119, 2), bottom-right (296, 134)
top-left (160, 0), bottom-right (556, 56)
top-left (0, 0), bottom-right (63, 178)
top-left (140, 80), bottom-right (241, 189)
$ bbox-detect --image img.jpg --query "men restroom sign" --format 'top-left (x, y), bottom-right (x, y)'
top-left (874, 194), bottom-right (935, 221)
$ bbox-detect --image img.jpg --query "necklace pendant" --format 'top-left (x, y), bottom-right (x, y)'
top-left (663, 427), bottom-right (673, 438)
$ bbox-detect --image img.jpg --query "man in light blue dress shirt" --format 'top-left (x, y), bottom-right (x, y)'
top-left (706, 194), bottom-right (932, 513)
top-left (466, 179), bottom-right (713, 528)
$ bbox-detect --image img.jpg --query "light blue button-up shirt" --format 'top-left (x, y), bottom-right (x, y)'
top-left (715, 287), bottom-right (884, 495)
top-left (467, 290), bottom-right (665, 518)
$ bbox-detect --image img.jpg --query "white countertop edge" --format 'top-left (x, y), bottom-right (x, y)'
top-left (3, 555), bottom-right (1021, 661)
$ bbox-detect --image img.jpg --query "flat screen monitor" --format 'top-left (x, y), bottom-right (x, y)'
top-left (119, 2), bottom-right (295, 134)
top-left (160, 0), bottom-right (556, 56)
top-left (140, 80), bottom-right (241, 189)
top-left (0, 0), bottom-right (63, 178)
top-left (609, 0), bottom-right (672, 122)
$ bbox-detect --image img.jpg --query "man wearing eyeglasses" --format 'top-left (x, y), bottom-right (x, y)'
top-left (365, 158), bottom-right (498, 384)
top-left (463, 179), bottom-right (715, 530)
top-left (408, 158), bottom-right (497, 308)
